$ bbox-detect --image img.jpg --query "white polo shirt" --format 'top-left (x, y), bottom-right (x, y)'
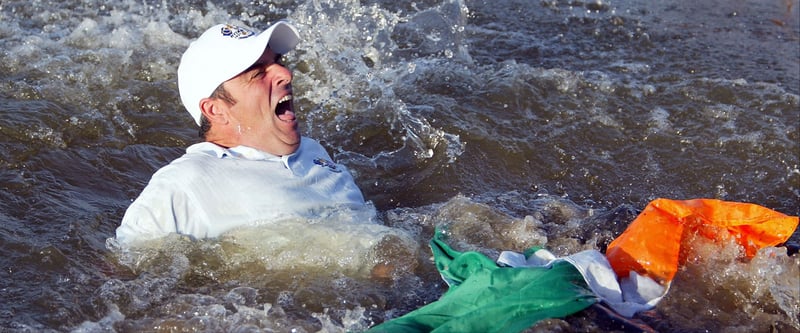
top-left (115, 137), bottom-right (366, 245)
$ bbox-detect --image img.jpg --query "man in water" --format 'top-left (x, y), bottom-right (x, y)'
top-left (115, 22), bottom-right (366, 245)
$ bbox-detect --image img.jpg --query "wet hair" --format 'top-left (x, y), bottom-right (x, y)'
top-left (199, 83), bottom-right (237, 139)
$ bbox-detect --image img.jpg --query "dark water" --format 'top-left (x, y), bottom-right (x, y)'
top-left (1, 0), bottom-right (798, 332)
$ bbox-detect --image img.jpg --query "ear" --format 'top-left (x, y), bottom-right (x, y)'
top-left (199, 97), bottom-right (229, 124)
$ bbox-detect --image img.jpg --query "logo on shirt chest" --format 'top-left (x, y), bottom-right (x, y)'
top-left (313, 157), bottom-right (342, 173)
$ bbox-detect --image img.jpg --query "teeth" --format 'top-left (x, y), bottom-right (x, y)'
top-left (278, 95), bottom-right (293, 104)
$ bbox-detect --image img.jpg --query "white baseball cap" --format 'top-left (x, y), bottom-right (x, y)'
top-left (178, 21), bottom-right (300, 125)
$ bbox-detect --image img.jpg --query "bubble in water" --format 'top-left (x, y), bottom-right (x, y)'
top-left (407, 62), bottom-right (416, 74)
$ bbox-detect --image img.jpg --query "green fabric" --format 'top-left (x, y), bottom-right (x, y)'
top-left (366, 229), bottom-right (597, 333)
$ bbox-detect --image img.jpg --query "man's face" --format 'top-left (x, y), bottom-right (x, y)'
top-left (223, 48), bottom-right (300, 155)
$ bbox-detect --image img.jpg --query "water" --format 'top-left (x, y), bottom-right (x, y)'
top-left (1, 0), bottom-right (798, 331)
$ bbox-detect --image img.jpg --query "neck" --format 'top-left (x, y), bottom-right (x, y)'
top-left (205, 137), bottom-right (300, 157)
top-left (204, 129), bottom-right (237, 149)
top-left (204, 124), bottom-right (300, 156)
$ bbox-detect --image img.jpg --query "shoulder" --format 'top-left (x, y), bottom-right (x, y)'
top-left (299, 137), bottom-right (324, 150)
top-left (148, 142), bottom-right (222, 183)
top-left (297, 137), bottom-right (332, 158)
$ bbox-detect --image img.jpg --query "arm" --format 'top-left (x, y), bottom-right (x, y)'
top-left (115, 167), bottom-right (200, 246)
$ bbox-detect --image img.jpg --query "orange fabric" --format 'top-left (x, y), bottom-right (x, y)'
top-left (605, 198), bottom-right (798, 284)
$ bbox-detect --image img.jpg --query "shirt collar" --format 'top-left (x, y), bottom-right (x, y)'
top-left (186, 142), bottom-right (294, 162)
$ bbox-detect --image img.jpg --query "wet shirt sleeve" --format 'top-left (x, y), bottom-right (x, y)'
top-left (114, 161), bottom-right (206, 246)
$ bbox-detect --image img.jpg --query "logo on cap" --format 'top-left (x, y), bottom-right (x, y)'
top-left (220, 24), bottom-right (255, 39)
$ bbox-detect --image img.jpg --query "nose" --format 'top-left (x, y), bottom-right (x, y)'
top-left (272, 64), bottom-right (292, 88)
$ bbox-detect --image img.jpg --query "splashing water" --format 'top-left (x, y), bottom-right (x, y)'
top-left (0, 0), bottom-right (797, 332)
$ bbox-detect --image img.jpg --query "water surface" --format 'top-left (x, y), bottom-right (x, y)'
top-left (1, 0), bottom-right (798, 331)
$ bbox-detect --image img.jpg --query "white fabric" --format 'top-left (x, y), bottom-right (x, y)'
top-left (497, 248), bottom-right (668, 318)
top-left (115, 137), bottom-right (365, 245)
top-left (178, 21), bottom-right (300, 125)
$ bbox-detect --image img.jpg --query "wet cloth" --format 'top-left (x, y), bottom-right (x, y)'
top-left (606, 198), bottom-right (799, 283)
top-left (367, 199), bottom-right (797, 332)
top-left (497, 248), bottom-right (666, 318)
top-left (115, 137), bottom-right (365, 245)
top-left (501, 198), bottom-right (798, 318)
top-left (365, 230), bottom-right (597, 333)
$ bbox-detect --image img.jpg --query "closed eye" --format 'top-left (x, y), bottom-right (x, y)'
top-left (250, 69), bottom-right (266, 80)
top-left (243, 52), bottom-right (285, 81)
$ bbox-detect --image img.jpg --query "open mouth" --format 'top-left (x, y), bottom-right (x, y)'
top-left (275, 94), bottom-right (295, 121)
